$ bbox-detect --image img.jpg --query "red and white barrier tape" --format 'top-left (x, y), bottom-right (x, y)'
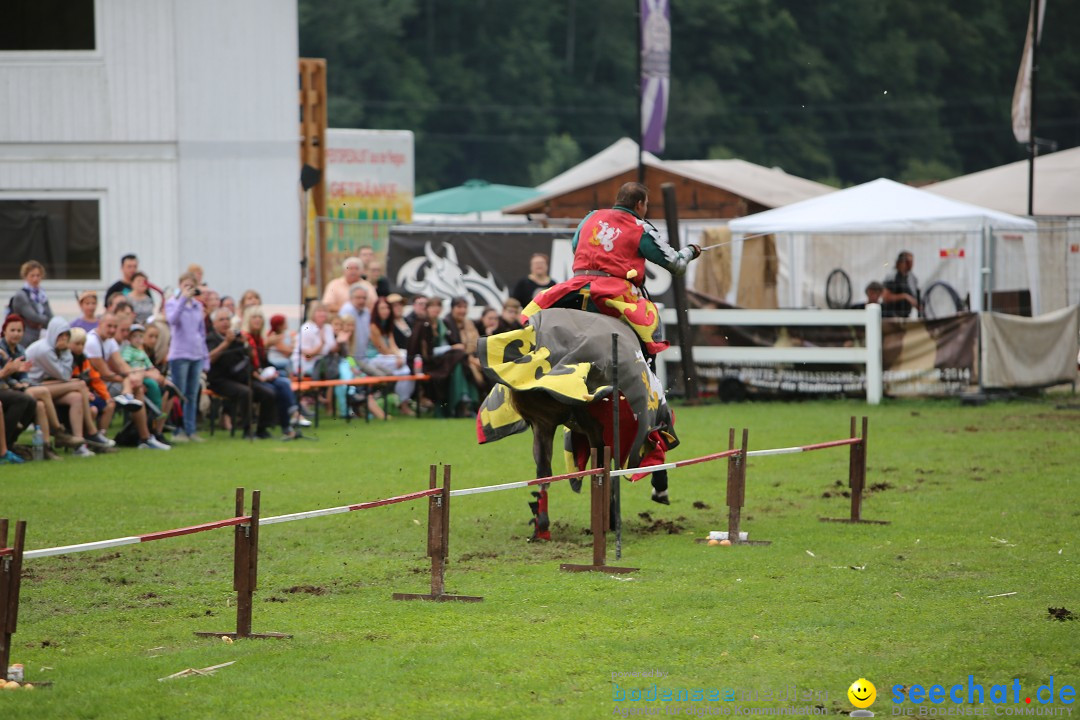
top-left (745, 437), bottom-right (860, 458)
top-left (449, 466), bottom-right (605, 497)
top-left (24, 516), bottom-right (251, 561)
top-left (610, 448), bottom-right (742, 478)
top-left (260, 487), bottom-right (442, 526)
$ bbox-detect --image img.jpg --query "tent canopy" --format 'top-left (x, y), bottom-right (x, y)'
top-left (415, 179), bottom-right (540, 215)
top-left (726, 179), bottom-right (1038, 313)
top-left (729, 178), bottom-right (1036, 235)
top-left (926, 146), bottom-right (1080, 217)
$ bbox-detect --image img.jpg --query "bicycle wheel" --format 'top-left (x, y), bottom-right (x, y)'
top-left (921, 281), bottom-right (964, 319)
top-left (825, 268), bottom-right (852, 309)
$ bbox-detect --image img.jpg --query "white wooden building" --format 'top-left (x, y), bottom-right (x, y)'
top-left (0, 0), bottom-right (300, 310)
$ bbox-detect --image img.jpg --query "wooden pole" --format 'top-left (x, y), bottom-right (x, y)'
top-left (0, 519), bottom-right (26, 676)
top-left (562, 447), bottom-right (638, 574)
top-left (196, 489), bottom-right (290, 639)
top-left (393, 465), bottom-right (482, 602)
top-left (821, 417), bottom-right (889, 525)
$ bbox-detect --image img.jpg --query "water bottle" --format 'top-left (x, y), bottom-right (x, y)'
top-left (412, 355), bottom-right (423, 375)
top-left (31, 425), bottom-right (44, 461)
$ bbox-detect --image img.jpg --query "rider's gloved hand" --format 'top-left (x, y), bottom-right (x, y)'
top-left (672, 244), bottom-right (701, 275)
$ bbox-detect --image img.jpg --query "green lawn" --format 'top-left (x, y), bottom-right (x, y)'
top-left (1, 398), bottom-right (1078, 719)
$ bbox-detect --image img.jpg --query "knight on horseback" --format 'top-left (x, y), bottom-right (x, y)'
top-left (522, 182), bottom-right (701, 510)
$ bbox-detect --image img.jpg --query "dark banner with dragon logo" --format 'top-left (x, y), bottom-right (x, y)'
top-left (387, 226), bottom-right (677, 312)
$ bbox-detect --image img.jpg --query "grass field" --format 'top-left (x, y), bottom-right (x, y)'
top-left (1, 397), bottom-right (1078, 719)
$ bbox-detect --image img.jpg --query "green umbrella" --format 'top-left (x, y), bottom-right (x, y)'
top-left (414, 179), bottom-right (541, 214)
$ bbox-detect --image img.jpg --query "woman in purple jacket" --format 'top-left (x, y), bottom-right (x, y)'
top-left (165, 272), bottom-right (208, 442)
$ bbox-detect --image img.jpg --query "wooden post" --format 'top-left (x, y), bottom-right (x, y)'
top-left (821, 417), bottom-right (889, 525)
top-left (196, 489), bottom-right (291, 639)
top-left (0, 519), bottom-right (26, 677)
top-left (561, 447), bottom-right (638, 574)
top-left (726, 428), bottom-right (740, 541)
top-left (393, 465), bottom-right (482, 602)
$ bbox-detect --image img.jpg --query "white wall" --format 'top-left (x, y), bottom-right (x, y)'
top-left (0, 0), bottom-right (299, 305)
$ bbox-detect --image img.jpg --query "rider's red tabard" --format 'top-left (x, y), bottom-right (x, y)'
top-left (572, 209), bottom-right (649, 286)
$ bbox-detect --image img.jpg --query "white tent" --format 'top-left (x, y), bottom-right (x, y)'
top-left (728, 178), bottom-right (1039, 313)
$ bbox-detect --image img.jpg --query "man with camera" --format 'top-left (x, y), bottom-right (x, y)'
top-left (206, 308), bottom-right (276, 439)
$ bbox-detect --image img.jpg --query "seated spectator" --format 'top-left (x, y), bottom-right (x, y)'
top-left (241, 306), bottom-right (299, 439)
top-left (122, 324), bottom-right (169, 441)
top-left (511, 253), bottom-right (556, 307)
top-left (127, 272), bottom-right (156, 325)
top-left (86, 313), bottom-right (170, 449)
top-left (108, 295), bottom-right (136, 328)
top-left (1, 314), bottom-right (68, 457)
top-left (25, 317), bottom-right (101, 457)
top-left (0, 338), bottom-right (40, 461)
top-left (10, 260), bottom-right (54, 346)
top-left (478, 306), bottom-right (499, 337)
top-left (239, 289), bottom-right (262, 316)
top-left (851, 281), bottom-right (885, 310)
top-left (0, 402), bottom-right (25, 464)
top-left (365, 258), bottom-right (391, 297)
top-left (69, 327), bottom-right (119, 448)
top-left (201, 289), bottom-right (221, 332)
top-left (332, 314), bottom-right (385, 420)
top-left (388, 294), bottom-right (413, 349)
top-left (408, 296), bottom-right (479, 417)
top-left (446, 297), bottom-right (486, 408)
top-left (71, 290), bottom-right (100, 332)
top-left (165, 273), bottom-right (208, 443)
top-left (367, 296), bottom-right (416, 416)
top-left (496, 297), bottom-right (524, 333)
top-left (106, 253), bottom-right (139, 303)
top-left (323, 257), bottom-right (377, 314)
top-left (404, 294), bottom-right (427, 328)
top-left (339, 283), bottom-right (372, 362)
top-left (206, 308), bottom-right (277, 439)
top-left (266, 314), bottom-right (294, 376)
top-left (294, 303), bottom-right (337, 378)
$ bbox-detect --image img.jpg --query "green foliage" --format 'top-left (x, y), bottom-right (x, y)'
top-left (528, 133), bottom-right (583, 187)
top-left (299, 0), bottom-right (1080, 192)
top-left (2, 398), bottom-right (1078, 717)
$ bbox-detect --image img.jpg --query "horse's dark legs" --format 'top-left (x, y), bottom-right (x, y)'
top-left (528, 422), bottom-right (555, 541)
top-left (651, 469), bottom-right (670, 504)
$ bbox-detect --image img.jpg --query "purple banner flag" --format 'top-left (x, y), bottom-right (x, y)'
top-left (640, 0), bottom-right (671, 155)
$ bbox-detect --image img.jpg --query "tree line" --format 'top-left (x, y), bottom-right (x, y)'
top-left (299, 0), bottom-right (1080, 194)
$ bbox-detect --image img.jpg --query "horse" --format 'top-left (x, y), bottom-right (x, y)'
top-left (476, 309), bottom-right (678, 540)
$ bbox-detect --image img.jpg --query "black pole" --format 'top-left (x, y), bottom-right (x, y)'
top-left (661, 182), bottom-right (699, 401)
top-left (636, 0), bottom-right (644, 183)
top-left (1027, 0), bottom-right (1040, 216)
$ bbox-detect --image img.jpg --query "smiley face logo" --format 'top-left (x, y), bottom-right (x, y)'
top-left (848, 678), bottom-right (877, 708)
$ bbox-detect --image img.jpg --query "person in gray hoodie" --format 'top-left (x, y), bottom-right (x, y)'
top-left (25, 316), bottom-right (101, 456)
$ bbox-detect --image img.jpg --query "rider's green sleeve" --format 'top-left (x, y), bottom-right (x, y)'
top-left (639, 230), bottom-right (681, 273)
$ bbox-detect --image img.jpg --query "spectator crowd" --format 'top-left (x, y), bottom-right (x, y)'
top-left (0, 247), bottom-right (546, 463)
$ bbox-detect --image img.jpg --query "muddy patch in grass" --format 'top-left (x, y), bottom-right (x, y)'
top-left (1048, 607), bottom-right (1075, 622)
top-left (282, 584), bottom-right (327, 596)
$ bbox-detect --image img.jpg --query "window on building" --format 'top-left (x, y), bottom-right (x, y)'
top-left (0, 0), bottom-right (96, 52)
top-left (0, 200), bottom-right (101, 281)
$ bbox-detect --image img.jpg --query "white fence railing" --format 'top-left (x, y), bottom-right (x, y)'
top-left (656, 304), bottom-right (883, 404)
